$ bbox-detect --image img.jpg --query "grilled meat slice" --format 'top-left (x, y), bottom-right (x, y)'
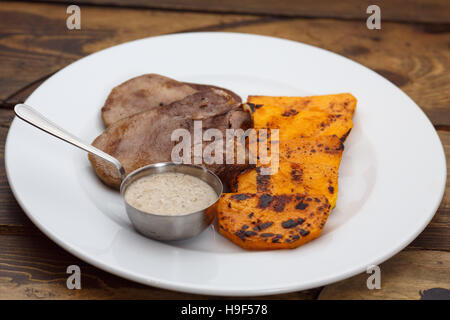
top-left (101, 74), bottom-right (242, 126)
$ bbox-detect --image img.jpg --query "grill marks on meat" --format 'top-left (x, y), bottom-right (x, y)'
top-left (101, 74), bottom-right (242, 127)
top-left (90, 89), bottom-right (252, 188)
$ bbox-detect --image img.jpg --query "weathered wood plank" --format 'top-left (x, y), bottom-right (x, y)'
top-left (0, 234), bottom-right (319, 299)
top-left (1, 2), bottom-right (448, 126)
top-left (438, 131), bottom-right (450, 215)
top-left (409, 203), bottom-right (449, 252)
top-left (318, 250), bottom-right (450, 300)
top-left (409, 131), bottom-right (450, 251)
top-left (0, 2), bottom-right (261, 104)
top-left (0, 109), bottom-right (37, 231)
top-left (27, 0), bottom-right (450, 23)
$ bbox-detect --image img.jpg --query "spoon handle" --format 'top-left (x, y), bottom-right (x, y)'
top-left (14, 104), bottom-right (126, 181)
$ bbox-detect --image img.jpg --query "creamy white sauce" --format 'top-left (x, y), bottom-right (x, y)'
top-left (124, 172), bottom-right (218, 216)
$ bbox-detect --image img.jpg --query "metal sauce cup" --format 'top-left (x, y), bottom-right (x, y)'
top-left (121, 162), bottom-right (222, 241)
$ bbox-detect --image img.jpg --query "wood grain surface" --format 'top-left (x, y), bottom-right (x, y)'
top-left (0, 234), bottom-right (320, 299)
top-left (0, 1), bottom-right (448, 299)
top-left (0, 2), bottom-right (260, 105)
top-left (410, 131), bottom-right (449, 252)
top-left (26, 0), bottom-right (450, 23)
top-left (318, 250), bottom-right (450, 300)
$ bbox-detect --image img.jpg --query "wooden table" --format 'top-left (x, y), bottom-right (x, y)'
top-left (0, 0), bottom-right (449, 300)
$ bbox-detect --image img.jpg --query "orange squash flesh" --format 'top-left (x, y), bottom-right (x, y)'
top-left (217, 193), bottom-right (331, 250)
top-left (246, 93), bottom-right (356, 141)
top-left (231, 135), bottom-right (344, 207)
top-left (219, 94), bottom-right (356, 250)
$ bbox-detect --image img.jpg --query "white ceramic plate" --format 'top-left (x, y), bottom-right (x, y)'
top-left (5, 32), bottom-right (446, 296)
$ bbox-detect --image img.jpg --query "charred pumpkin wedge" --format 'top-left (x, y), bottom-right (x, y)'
top-left (220, 93), bottom-right (356, 250)
top-left (217, 193), bottom-right (331, 250)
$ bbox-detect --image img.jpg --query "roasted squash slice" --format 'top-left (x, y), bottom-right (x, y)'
top-left (246, 93), bottom-right (356, 141)
top-left (217, 193), bottom-right (331, 250)
top-left (221, 94), bottom-right (356, 250)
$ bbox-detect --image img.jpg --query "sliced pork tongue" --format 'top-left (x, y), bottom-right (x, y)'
top-left (90, 88), bottom-right (252, 189)
top-left (101, 74), bottom-right (242, 127)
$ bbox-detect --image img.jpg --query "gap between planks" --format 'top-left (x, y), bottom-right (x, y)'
top-left (10, 0), bottom-right (450, 24)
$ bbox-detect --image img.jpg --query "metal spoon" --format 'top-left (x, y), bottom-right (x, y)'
top-left (14, 104), bottom-right (222, 241)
